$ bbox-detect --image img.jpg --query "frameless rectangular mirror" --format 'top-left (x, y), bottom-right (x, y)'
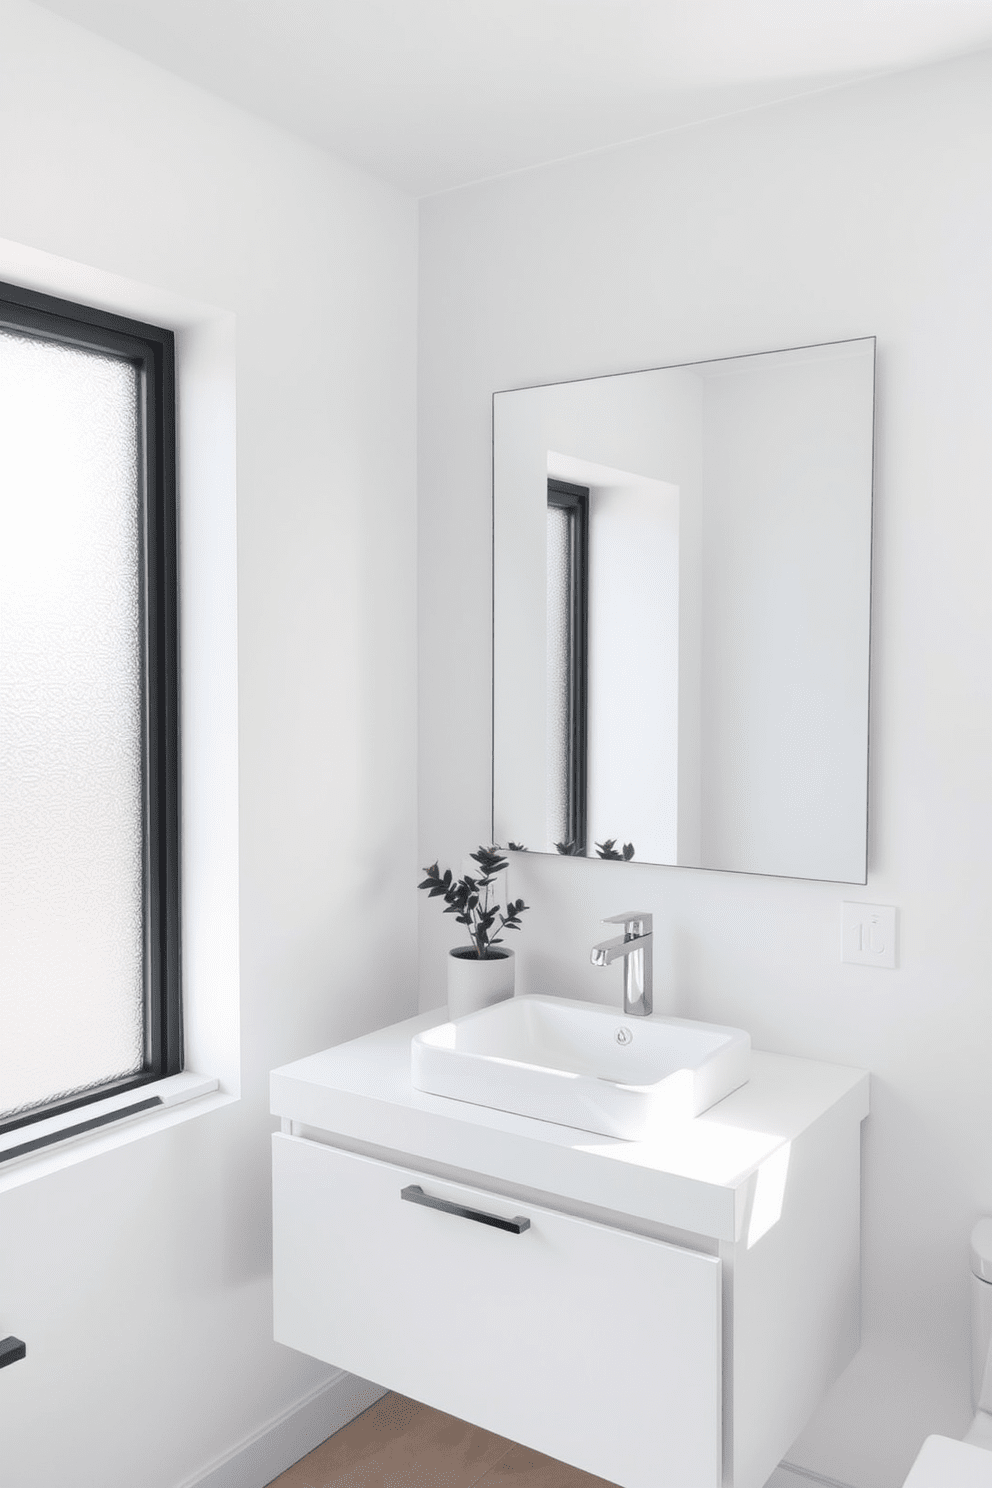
top-left (493, 338), bottom-right (875, 883)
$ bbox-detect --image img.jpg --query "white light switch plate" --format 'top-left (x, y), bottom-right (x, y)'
top-left (842, 902), bottom-right (897, 968)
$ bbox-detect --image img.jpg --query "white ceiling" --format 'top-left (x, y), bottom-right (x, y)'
top-left (33, 0), bottom-right (992, 195)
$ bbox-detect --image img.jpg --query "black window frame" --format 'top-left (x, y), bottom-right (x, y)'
top-left (547, 478), bottom-right (589, 855)
top-left (0, 280), bottom-right (182, 1136)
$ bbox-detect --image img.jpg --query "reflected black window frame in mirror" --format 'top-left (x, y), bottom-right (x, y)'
top-left (0, 279), bottom-right (181, 1136)
top-left (546, 478), bottom-right (589, 855)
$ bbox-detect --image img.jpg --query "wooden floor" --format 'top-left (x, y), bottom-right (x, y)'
top-left (266, 1392), bottom-right (616, 1488)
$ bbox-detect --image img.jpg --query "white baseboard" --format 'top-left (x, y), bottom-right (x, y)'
top-left (176, 1369), bottom-right (387, 1488)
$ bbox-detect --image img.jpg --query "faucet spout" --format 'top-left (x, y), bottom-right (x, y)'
top-left (590, 932), bottom-right (649, 967)
top-left (590, 912), bottom-right (653, 1016)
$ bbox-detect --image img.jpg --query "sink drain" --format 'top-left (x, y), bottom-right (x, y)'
top-left (615, 1026), bottom-right (633, 1046)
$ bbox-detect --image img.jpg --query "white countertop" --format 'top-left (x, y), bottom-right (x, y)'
top-left (270, 1010), bottom-right (869, 1242)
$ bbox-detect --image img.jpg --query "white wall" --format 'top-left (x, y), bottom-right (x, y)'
top-left (419, 48), bottom-right (992, 1488)
top-left (0, 3), bottom-right (418, 1485)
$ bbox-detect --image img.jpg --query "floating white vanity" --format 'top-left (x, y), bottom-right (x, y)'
top-left (270, 1009), bottom-right (869, 1488)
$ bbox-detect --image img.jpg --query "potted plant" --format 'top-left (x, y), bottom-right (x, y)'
top-left (419, 845), bottom-right (529, 1019)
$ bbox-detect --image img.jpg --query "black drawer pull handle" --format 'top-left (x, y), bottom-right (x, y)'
top-left (0, 1337), bottom-right (26, 1370)
top-left (400, 1184), bottom-right (530, 1234)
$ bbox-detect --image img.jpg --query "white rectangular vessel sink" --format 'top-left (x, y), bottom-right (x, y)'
top-left (411, 995), bottom-right (751, 1140)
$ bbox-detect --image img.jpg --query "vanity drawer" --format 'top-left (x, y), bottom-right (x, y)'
top-left (272, 1133), bottom-right (721, 1488)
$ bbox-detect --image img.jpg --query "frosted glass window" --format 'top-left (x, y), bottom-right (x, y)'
top-left (0, 329), bottom-right (145, 1120)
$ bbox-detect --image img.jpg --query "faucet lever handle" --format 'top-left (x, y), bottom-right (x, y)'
top-left (602, 911), bottom-right (652, 936)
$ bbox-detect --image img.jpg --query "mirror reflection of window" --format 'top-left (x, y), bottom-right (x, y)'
top-left (546, 479), bottom-right (588, 854)
top-left (494, 338), bottom-right (875, 882)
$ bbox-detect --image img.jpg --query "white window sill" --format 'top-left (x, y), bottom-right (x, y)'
top-left (0, 1073), bottom-right (236, 1193)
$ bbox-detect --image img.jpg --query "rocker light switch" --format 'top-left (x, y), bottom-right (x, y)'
top-left (842, 903), bottom-right (897, 968)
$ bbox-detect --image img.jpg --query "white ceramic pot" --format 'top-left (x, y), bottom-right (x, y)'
top-left (447, 947), bottom-right (515, 1020)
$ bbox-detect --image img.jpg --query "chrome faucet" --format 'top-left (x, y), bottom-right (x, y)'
top-left (590, 912), bottom-right (653, 1017)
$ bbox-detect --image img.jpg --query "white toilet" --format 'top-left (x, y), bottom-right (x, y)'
top-left (903, 1219), bottom-right (992, 1485)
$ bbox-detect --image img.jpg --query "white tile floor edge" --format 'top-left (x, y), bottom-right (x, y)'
top-left (174, 1370), bottom-right (387, 1488)
top-left (766, 1464), bottom-right (854, 1488)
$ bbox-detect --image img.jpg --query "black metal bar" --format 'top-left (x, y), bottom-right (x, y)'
top-left (137, 310), bottom-right (182, 1080)
top-left (548, 479), bottom-right (589, 854)
top-left (0, 277), bottom-right (177, 350)
top-left (400, 1185), bottom-right (530, 1234)
top-left (0, 1338), bottom-right (26, 1370)
top-left (0, 1074), bottom-right (163, 1136)
top-left (0, 1097), bottom-right (163, 1165)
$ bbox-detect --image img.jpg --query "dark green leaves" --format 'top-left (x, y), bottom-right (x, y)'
top-left (595, 839), bottom-right (635, 861)
top-left (417, 863), bottom-right (454, 896)
top-left (470, 845), bottom-right (508, 878)
top-left (555, 839), bottom-right (635, 860)
top-left (418, 845), bottom-right (530, 957)
top-left (501, 898), bottom-right (528, 934)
